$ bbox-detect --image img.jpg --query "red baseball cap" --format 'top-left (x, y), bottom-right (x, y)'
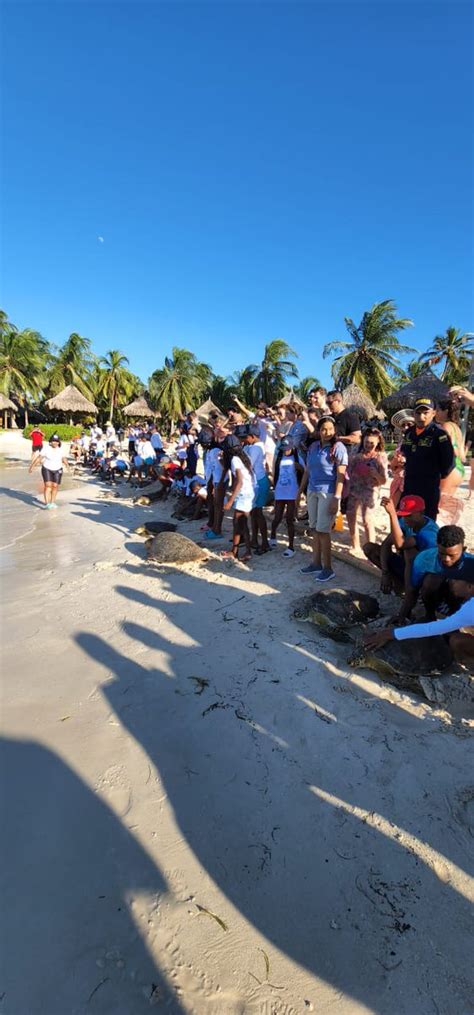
top-left (397, 494), bottom-right (426, 516)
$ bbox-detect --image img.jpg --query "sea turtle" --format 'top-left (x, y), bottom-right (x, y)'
top-left (134, 521), bottom-right (177, 537)
top-left (348, 636), bottom-right (454, 693)
top-left (293, 588), bottom-right (379, 643)
top-left (145, 531), bottom-right (208, 565)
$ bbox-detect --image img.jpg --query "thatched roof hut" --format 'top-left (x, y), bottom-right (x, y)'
top-left (342, 383), bottom-right (383, 421)
top-left (0, 394), bottom-right (17, 411)
top-left (379, 369), bottom-right (449, 415)
top-left (194, 398), bottom-right (224, 424)
top-left (0, 393), bottom-right (18, 429)
top-left (45, 385), bottom-right (97, 422)
top-left (276, 391), bottom-right (306, 409)
top-left (123, 395), bottom-right (156, 419)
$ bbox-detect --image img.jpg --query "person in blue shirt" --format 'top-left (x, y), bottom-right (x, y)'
top-left (364, 494), bottom-right (439, 621)
top-left (406, 524), bottom-right (474, 621)
top-left (296, 415), bottom-right (348, 582)
top-left (363, 557), bottom-right (474, 668)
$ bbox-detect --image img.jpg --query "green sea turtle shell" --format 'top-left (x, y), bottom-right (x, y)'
top-left (348, 635), bottom-right (453, 679)
top-left (293, 588), bottom-right (379, 641)
top-left (146, 532), bottom-right (208, 564)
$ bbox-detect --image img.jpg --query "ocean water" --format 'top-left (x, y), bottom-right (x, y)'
top-left (0, 457), bottom-right (85, 579)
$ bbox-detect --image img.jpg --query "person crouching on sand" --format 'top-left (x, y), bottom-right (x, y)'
top-left (29, 434), bottom-right (69, 509)
top-left (220, 435), bottom-right (255, 562)
top-left (363, 556), bottom-right (474, 669)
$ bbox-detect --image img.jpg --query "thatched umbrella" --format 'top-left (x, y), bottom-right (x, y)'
top-left (194, 398), bottom-right (224, 424)
top-left (276, 391), bottom-right (306, 409)
top-left (342, 383), bottom-right (383, 421)
top-left (44, 384), bottom-right (97, 425)
top-left (123, 395), bottom-right (156, 420)
top-left (379, 369), bottom-right (449, 415)
top-left (0, 393), bottom-right (18, 429)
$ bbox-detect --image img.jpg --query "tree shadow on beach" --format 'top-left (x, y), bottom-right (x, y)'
top-left (75, 563), bottom-right (474, 1014)
top-left (0, 736), bottom-right (184, 1015)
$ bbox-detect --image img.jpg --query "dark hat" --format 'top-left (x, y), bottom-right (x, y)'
top-left (197, 430), bottom-right (213, 447)
top-left (414, 397), bottom-right (435, 410)
top-left (280, 435), bottom-right (295, 450)
top-left (49, 433), bottom-right (61, 443)
top-left (248, 422), bottom-right (261, 438)
top-left (222, 434), bottom-right (241, 450)
top-left (234, 423), bottom-right (250, 439)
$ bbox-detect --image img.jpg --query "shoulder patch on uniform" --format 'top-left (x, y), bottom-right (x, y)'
top-left (439, 434), bottom-right (448, 441)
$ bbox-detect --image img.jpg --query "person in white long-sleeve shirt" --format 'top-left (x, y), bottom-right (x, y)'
top-left (364, 558), bottom-right (474, 667)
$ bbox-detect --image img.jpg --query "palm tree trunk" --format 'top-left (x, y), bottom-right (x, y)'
top-left (110, 390), bottom-right (114, 423)
top-left (24, 404), bottom-right (29, 427)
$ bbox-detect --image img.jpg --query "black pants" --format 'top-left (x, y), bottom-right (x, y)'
top-left (402, 482), bottom-right (439, 521)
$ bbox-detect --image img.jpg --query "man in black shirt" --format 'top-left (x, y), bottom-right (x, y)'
top-left (326, 391), bottom-right (361, 452)
top-left (400, 397), bottom-right (454, 520)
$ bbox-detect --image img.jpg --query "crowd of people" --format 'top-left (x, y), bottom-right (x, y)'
top-left (28, 383), bottom-right (474, 667)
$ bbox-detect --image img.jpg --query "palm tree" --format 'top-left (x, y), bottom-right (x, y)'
top-left (404, 358), bottom-right (428, 380)
top-left (323, 300), bottom-right (415, 402)
top-left (95, 350), bottom-right (131, 422)
top-left (209, 375), bottom-right (239, 412)
top-left (420, 327), bottom-right (473, 385)
top-left (46, 332), bottom-right (95, 398)
top-left (293, 376), bottom-right (323, 401)
top-left (243, 339), bottom-right (299, 405)
top-left (0, 325), bottom-right (49, 425)
top-left (228, 366), bottom-right (258, 407)
top-left (149, 348), bottom-right (212, 430)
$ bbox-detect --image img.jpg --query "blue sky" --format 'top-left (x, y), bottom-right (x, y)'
top-left (2, 1), bottom-right (472, 388)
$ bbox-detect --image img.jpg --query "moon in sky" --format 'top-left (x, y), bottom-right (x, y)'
top-left (97, 236), bottom-right (104, 243)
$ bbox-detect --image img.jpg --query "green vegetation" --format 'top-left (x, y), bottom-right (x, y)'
top-left (420, 327), bottom-right (473, 385)
top-left (323, 300), bottom-right (415, 402)
top-left (1, 303), bottom-right (472, 421)
top-left (23, 423), bottom-right (83, 441)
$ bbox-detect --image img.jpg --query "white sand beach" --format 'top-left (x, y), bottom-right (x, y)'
top-left (1, 433), bottom-right (473, 1015)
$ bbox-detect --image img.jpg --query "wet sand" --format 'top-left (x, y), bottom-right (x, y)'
top-left (1, 435), bottom-right (473, 1014)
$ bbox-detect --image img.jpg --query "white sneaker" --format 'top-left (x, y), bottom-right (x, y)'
top-left (283, 548), bottom-right (295, 557)
top-left (269, 538), bottom-right (277, 547)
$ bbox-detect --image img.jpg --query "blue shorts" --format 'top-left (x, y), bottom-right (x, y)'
top-left (253, 475), bottom-right (271, 508)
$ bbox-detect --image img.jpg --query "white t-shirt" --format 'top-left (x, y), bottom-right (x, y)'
top-left (40, 446), bottom-right (65, 472)
top-left (231, 456), bottom-right (255, 500)
top-left (150, 432), bottom-right (163, 450)
top-left (140, 440), bottom-right (155, 460)
top-left (251, 415), bottom-right (276, 455)
top-left (246, 442), bottom-right (267, 481)
top-left (205, 446), bottom-right (224, 484)
top-left (106, 426), bottom-right (116, 441)
top-left (274, 455), bottom-right (299, 500)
